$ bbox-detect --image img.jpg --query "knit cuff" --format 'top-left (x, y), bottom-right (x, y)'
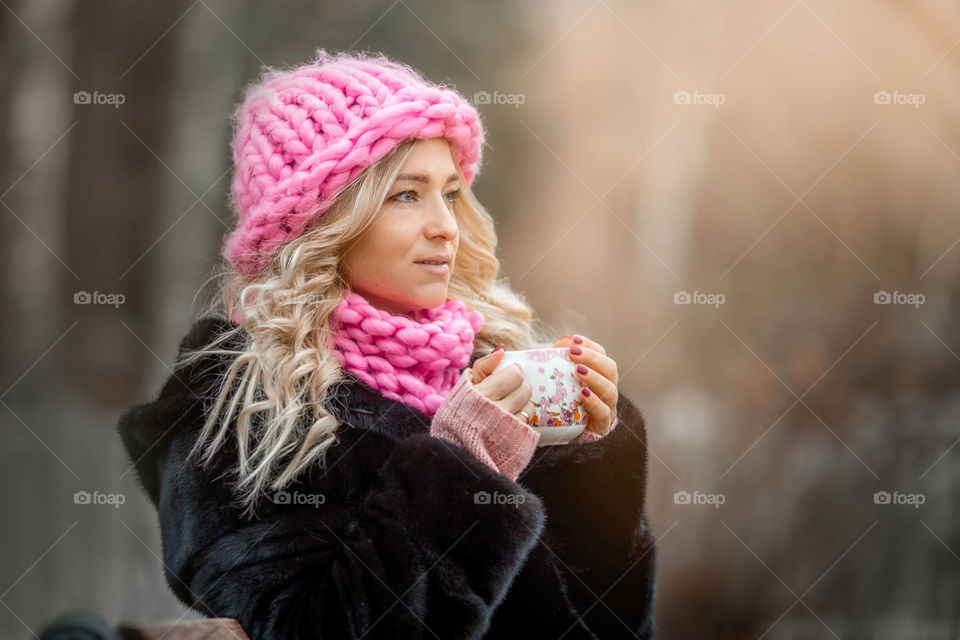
top-left (430, 368), bottom-right (541, 481)
top-left (570, 415), bottom-right (619, 445)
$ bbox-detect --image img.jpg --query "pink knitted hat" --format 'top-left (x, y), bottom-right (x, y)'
top-left (223, 49), bottom-right (486, 275)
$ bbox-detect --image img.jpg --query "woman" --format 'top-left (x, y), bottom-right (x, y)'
top-left (117, 49), bottom-right (657, 639)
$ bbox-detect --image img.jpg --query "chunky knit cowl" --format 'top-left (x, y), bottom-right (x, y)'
top-left (330, 292), bottom-right (485, 415)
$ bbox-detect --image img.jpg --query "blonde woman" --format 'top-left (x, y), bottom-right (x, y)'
top-left (117, 49), bottom-right (656, 640)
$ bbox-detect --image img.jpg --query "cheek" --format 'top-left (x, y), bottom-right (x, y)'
top-left (347, 232), bottom-right (412, 284)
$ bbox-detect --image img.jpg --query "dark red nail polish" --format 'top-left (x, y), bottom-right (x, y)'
top-left (581, 387), bottom-right (591, 397)
top-left (573, 335), bottom-right (583, 344)
top-left (570, 346), bottom-right (582, 355)
top-left (577, 364), bottom-right (588, 375)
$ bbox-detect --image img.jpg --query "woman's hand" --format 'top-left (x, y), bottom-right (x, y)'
top-left (553, 334), bottom-right (619, 436)
top-left (470, 346), bottom-right (537, 424)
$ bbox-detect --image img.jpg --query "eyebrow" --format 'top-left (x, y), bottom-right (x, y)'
top-left (395, 172), bottom-right (460, 185)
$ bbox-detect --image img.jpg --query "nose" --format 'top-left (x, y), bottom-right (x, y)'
top-left (424, 191), bottom-right (458, 241)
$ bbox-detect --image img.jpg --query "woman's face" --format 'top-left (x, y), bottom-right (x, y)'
top-left (341, 138), bottom-right (462, 315)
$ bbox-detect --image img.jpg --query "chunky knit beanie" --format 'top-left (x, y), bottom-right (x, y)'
top-left (223, 49), bottom-right (485, 275)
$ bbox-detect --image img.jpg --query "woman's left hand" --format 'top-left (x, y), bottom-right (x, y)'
top-left (552, 334), bottom-right (619, 436)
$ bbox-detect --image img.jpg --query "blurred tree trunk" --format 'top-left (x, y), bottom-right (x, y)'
top-left (149, 1), bottom-right (247, 389)
top-left (2, 0), bottom-right (78, 635)
top-left (0, 0), bottom-right (18, 359)
top-left (1, 0), bottom-right (73, 393)
top-left (104, 0), bottom-right (255, 623)
top-left (62, 0), bottom-right (186, 405)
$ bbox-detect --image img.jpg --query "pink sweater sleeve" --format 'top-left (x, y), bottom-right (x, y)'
top-left (430, 368), bottom-right (541, 481)
top-left (570, 414), bottom-right (619, 445)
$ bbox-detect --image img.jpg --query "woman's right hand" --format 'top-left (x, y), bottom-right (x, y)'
top-left (470, 346), bottom-right (536, 424)
top-left (429, 345), bottom-right (542, 481)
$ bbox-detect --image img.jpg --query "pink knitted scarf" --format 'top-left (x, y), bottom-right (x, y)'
top-left (331, 292), bottom-right (486, 415)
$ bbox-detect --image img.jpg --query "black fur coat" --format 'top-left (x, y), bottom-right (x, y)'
top-left (116, 316), bottom-right (657, 639)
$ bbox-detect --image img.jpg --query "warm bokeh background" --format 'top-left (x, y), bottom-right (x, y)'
top-left (2, 1), bottom-right (958, 638)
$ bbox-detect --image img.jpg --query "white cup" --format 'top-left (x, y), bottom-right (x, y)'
top-left (492, 347), bottom-right (587, 446)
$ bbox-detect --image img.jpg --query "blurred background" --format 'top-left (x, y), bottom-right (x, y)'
top-left (2, 0), bottom-right (959, 638)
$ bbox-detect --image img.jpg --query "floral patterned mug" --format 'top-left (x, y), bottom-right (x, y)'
top-left (492, 348), bottom-right (588, 446)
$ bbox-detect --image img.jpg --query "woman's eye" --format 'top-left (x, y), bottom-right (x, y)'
top-left (389, 189), bottom-right (461, 204)
top-left (391, 190), bottom-right (417, 202)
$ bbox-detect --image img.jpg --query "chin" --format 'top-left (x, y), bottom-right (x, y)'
top-left (413, 288), bottom-right (449, 310)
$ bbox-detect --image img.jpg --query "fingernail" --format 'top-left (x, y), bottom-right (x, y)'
top-left (573, 335), bottom-right (584, 344)
top-left (577, 364), bottom-right (588, 375)
top-left (581, 387), bottom-right (591, 397)
top-left (494, 343), bottom-right (504, 352)
top-left (570, 345), bottom-right (582, 355)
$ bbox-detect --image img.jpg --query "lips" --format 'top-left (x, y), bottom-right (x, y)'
top-left (415, 262), bottom-right (450, 276)
top-left (414, 255), bottom-right (451, 265)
